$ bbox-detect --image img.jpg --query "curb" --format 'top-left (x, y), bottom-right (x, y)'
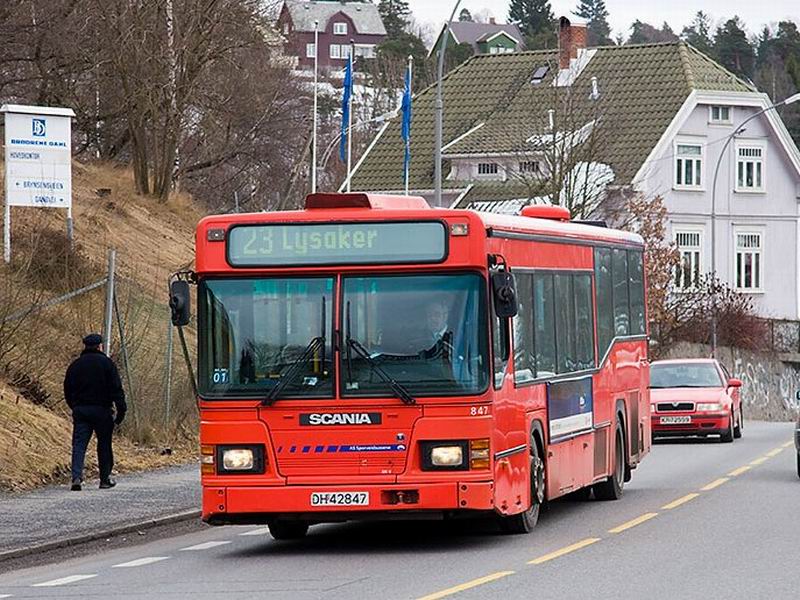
top-left (0, 509), bottom-right (201, 563)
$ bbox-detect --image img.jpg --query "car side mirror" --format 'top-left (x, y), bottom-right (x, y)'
top-left (491, 271), bottom-right (518, 319)
top-left (728, 378), bottom-right (743, 388)
top-left (170, 280), bottom-right (191, 326)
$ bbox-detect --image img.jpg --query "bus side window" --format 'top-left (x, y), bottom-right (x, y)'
top-left (554, 274), bottom-right (576, 373)
top-left (512, 273), bottom-right (535, 385)
top-left (533, 274), bottom-right (557, 377)
top-left (594, 248), bottom-right (614, 360)
top-left (612, 248), bottom-right (630, 337)
top-left (492, 305), bottom-right (509, 389)
top-left (628, 250), bottom-right (645, 335)
top-left (574, 274), bottom-right (595, 370)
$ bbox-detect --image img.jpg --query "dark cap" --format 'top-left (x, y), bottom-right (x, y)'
top-left (82, 333), bottom-right (103, 347)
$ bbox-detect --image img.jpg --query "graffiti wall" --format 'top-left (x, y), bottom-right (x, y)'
top-left (664, 342), bottom-right (800, 422)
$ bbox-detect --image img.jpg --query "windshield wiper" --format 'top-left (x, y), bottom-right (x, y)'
top-left (262, 297), bottom-right (326, 406)
top-left (345, 301), bottom-right (415, 405)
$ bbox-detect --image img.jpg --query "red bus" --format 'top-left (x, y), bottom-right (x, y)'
top-left (171, 193), bottom-right (650, 539)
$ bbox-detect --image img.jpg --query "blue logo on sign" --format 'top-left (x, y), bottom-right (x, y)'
top-left (32, 119), bottom-right (46, 137)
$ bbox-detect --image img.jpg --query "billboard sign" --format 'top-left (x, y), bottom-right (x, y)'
top-left (3, 105), bottom-right (74, 208)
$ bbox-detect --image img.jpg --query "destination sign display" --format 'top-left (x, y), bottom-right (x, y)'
top-left (227, 222), bottom-right (447, 267)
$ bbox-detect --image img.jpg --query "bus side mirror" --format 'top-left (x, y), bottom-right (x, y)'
top-left (170, 281), bottom-right (191, 326)
top-left (491, 271), bottom-right (518, 319)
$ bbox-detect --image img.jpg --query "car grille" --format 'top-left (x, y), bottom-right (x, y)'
top-left (657, 402), bottom-right (694, 412)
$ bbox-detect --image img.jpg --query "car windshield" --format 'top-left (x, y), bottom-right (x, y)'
top-left (199, 277), bottom-right (334, 398)
top-left (342, 273), bottom-right (489, 397)
top-left (650, 363), bottom-right (723, 389)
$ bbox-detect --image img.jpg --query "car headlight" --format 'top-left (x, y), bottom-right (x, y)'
top-left (697, 403), bottom-right (725, 412)
top-left (421, 441), bottom-right (469, 470)
top-left (223, 448), bottom-right (254, 470)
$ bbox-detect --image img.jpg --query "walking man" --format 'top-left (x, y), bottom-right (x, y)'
top-left (64, 333), bottom-right (127, 491)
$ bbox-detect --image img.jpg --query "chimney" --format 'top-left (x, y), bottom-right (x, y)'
top-left (558, 17), bottom-right (587, 69)
top-left (489, 17), bottom-right (496, 25)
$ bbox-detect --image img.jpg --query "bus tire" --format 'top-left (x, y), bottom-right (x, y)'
top-left (594, 422), bottom-right (625, 501)
top-left (499, 440), bottom-right (544, 534)
top-left (268, 520), bottom-right (309, 540)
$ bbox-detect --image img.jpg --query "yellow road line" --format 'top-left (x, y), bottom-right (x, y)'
top-left (783, 441), bottom-right (794, 448)
top-left (416, 571), bottom-right (515, 600)
top-left (662, 493), bottom-right (700, 510)
top-left (701, 477), bottom-right (729, 491)
top-left (766, 447), bottom-right (785, 457)
top-left (528, 538), bottom-right (601, 565)
top-left (608, 513), bottom-right (658, 534)
top-left (750, 456), bottom-right (769, 466)
top-left (727, 465), bottom-right (751, 477)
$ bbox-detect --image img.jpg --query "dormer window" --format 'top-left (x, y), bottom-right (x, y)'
top-left (334, 22), bottom-right (348, 36)
top-left (709, 105), bottom-right (732, 124)
top-left (477, 162), bottom-right (501, 179)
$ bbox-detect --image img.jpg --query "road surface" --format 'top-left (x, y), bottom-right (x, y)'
top-left (0, 421), bottom-right (796, 599)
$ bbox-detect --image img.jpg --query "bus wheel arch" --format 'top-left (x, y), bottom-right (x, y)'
top-left (497, 421), bottom-right (545, 534)
top-left (614, 400), bottom-right (632, 483)
top-left (594, 411), bottom-right (626, 501)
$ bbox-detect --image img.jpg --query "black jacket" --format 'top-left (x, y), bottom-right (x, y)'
top-left (64, 348), bottom-right (127, 422)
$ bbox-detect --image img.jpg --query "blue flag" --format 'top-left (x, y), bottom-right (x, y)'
top-left (339, 53), bottom-right (353, 163)
top-left (401, 62), bottom-right (413, 186)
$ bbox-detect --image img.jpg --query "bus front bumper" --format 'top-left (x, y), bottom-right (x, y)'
top-left (202, 481), bottom-right (494, 524)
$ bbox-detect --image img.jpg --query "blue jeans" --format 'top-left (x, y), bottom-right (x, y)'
top-left (71, 405), bottom-right (114, 481)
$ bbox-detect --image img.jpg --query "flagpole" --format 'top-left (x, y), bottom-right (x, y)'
top-left (311, 20), bottom-right (319, 194)
top-left (346, 40), bottom-right (354, 193)
top-left (405, 54), bottom-right (413, 196)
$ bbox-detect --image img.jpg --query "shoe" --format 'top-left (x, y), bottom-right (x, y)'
top-left (99, 478), bottom-right (117, 489)
top-left (70, 479), bottom-right (82, 491)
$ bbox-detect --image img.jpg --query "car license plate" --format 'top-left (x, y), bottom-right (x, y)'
top-left (310, 491), bottom-right (369, 507)
top-left (660, 416), bottom-right (691, 425)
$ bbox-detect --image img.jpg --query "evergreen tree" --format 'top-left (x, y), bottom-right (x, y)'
top-left (627, 20), bottom-right (678, 45)
top-left (681, 11), bottom-right (714, 56)
top-left (713, 17), bottom-right (756, 79)
top-left (378, 0), bottom-right (410, 40)
top-left (458, 8), bottom-right (473, 23)
top-left (574, 0), bottom-right (612, 46)
top-left (508, 0), bottom-right (556, 49)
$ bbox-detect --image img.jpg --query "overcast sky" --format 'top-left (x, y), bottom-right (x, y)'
top-left (407, 0), bottom-right (799, 40)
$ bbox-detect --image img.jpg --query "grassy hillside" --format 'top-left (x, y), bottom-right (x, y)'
top-left (0, 161), bottom-right (203, 490)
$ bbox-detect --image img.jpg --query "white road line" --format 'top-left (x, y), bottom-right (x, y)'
top-left (239, 528), bottom-right (270, 536)
top-left (179, 541), bottom-right (231, 551)
top-left (32, 574), bottom-right (98, 587)
top-left (112, 556), bottom-right (170, 568)
top-left (0, 594), bottom-right (13, 598)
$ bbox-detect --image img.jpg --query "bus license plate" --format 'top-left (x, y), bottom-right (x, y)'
top-left (660, 416), bottom-right (691, 425)
top-left (310, 492), bottom-right (369, 507)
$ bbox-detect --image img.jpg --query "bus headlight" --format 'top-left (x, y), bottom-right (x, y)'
top-left (223, 448), bottom-right (254, 471)
top-left (215, 445), bottom-right (266, 474)
top-left (421, 441), bottom-right (469, 470)
top-left (431, 446), bottom-right (463, 466)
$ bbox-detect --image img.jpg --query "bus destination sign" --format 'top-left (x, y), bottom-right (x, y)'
top-left (227, 221), bottom-right (447, 267)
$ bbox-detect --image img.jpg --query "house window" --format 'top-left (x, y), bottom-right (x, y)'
top-left (675, 143), bottom-right (703, 189)
top-left (709, 105), bottom-right (732, 124)
top-left (355, 44), bottom-right (376, 59)
top-left (477, 162), bottom-right (500, 177)
top-left (674, 230), bottom-right (702, 289)
top-left (518, 161), bottom-right (541, 175)
top-left (735, 231), bottom-right (763, 291)
top-left (330, 44), bottom-right (351, 59)
top-left (283, 23), bottom-right (290, 35)
top-left (306, 43), bottom-right (316, 58)
top-left (334, 22), bottom-right (348, 36)
top-left (736, 144), bottom-right (765, 192)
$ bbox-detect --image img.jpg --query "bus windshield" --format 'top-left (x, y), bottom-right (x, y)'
top-left (342, 273), bottom-right (489, 397)
top-left (200, 277), bottom-right (335, 398)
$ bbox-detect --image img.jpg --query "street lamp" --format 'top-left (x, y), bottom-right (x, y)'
top-left (709, 92), bottom-right (800, 354)
top-left (434, 0), bottom-right (463, 207)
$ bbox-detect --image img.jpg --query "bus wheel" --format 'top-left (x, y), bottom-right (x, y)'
top-left (268, 520), bottom-right (309, 540)
top-left (499, 442), bottom-right (544, 534)
top-left (594, 423), bottom-right (625, 501)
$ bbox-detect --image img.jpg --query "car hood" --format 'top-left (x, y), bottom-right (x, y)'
top-left (650, 387), bottom-right (727, 403)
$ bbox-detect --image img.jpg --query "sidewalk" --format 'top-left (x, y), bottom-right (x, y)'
top-left (0, 464), bottom-right (200, 559)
